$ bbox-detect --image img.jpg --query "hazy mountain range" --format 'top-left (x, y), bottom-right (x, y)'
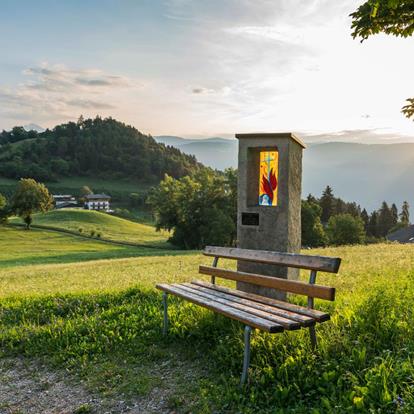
top-left (155, 135), bottom-right (414, 213)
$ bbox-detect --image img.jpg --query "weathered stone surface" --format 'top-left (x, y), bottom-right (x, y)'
top-left (236, 133), bottom-right (305, 299)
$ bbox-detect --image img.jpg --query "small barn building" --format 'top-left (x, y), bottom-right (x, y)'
top-left (387, 225), bottom-right (414, 243)
top-left (84, 194), bottom-right (111, 211)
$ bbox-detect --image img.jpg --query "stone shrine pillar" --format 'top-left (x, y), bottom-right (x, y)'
top-left (236, 133), bottom-right (306, 299)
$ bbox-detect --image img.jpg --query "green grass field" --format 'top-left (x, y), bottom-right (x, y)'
top-left (0, 226), bottom-right (181, 270)
top-left (1, 225), bottom-right (413, 413)
top-left (10, 209), bottom-right (170, 247)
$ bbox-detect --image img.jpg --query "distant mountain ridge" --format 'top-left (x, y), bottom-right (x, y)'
top-left (154, 136), bottom-right (414, 213)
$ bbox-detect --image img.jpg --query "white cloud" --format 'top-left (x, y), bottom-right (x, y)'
top-left (0, 63), bottom-right (140, 124)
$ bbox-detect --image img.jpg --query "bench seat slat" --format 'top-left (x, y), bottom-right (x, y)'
top-left (156, 283), bottom-right (283, 333)
top-left (184, 282), bottom-right (315, 326)
top-left (191, 281), bottom-right (330, 323)
top-left (199, 266), bottom-right (336, 301)
top-left (177, 283), bottom-right (301, 330)
top-left (203, 246), bottom-right (341, 273)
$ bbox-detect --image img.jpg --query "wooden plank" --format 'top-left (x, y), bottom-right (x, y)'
top-left (181, 283), bottom-right (315, 327)
top-left (191, 281), bottom-right (330, 322)
top-left (156, 284), bottom-right (283, 333)
top-left (199, 266), bottom-right (336, 301)
top-left (203, 246), bottom-right (341, 273)
top-left (176, 283), bottom-right (301, 330)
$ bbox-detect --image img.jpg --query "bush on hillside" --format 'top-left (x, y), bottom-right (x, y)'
top-left (327, 213), bottom-right (366, 245)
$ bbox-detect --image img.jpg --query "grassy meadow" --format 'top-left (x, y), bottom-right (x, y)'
top-left (1, 222), bottom-right (414, 412)
top-left (10, 209), bottom-right (171, 247)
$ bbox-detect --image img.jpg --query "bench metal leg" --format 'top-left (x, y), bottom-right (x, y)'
top-left (241, 326), bottom-right (252, 385)
top-left (162, 292), bottom-right (168, 335)
top-left (309, 326), bottom-right (317, 350)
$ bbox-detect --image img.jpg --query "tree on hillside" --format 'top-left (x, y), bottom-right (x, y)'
top-left (367, 210), bottom-right (379, 237)
top-left (0, 193), bottom-right (6, 211)
top-left (377, 201), bottom-right (394, 236)
top-left (327, 214), bottom-right (366, 245)
top-left (148, 169), bottom-right (237, 249)
top-left (320, 185), bottom-right (335, 224)
top-left (351, 1), bottom-right (414, 120)
top-left (0, 193), bottom-right (8, 223)
top-left (79, 186), bottom-right (93, 204)
top-left (306, 193), bottom-right (318, 204)
top-left (400, 200), bottom-right (410, 225)
top-left (12, 178), bottom-right (53, 229)
top-left (361, 208), bottom-right (370, 231)
top-left (301, 200), bottom-right (327, 247)
top-left (390, 203), bottom-right (399, 225)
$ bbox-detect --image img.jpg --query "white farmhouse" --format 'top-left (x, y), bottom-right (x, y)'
top-left (84, 194), bottom-right (111, 211)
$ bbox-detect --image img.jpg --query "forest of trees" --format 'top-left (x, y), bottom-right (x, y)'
top-left (0, 117), bottom-right (203, 182)
top-left (302, 185), bottom-right (411, 247)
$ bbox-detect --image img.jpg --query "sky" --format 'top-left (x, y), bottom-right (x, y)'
top-left (0, 0), bottom-right (413, 141)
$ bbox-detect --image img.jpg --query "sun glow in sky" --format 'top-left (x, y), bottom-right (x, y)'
top-left (0, 0), bottom-right (413, 140)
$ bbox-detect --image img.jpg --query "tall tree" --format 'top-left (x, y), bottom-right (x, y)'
top-left (400, 200), bottom-right (410, 225)
top-left (334, 197), bottom-right (347, 215)
top-left (351, 1), bottom-right (414, 120)
top-left (390, 203), bottom-right (399, 226)
top-left (320, 185), bottom-right (335, 224)
top-left (0, 193), bottom-right (6, 211)
top-left (0, 193), bottom-right (7, 223)
top-left (367, 210), bottom-right (379, 237)
top-left (79, 185), bottom-right (93, 204)
top-left (306, 193), bottom-right (318, 204)
top-left (11, 178), bottom-right (53, 229)
top-left (345, 202), bottom-right (362, 218)
top-left (301, 200), bottom-right (327, 247)
top-left (377, 201), bottom-right (394, 236)
top-left (361, 208), bottom-right (370, 231)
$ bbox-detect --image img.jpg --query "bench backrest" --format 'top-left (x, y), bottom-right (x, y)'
top-left (203, 246), bottom-right (341, 273)
top-left (201, 246), bottom-right (341, 302)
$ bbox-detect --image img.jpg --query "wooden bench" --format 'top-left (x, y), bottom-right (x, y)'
top-left (156, 246), bottom-right (341, 384)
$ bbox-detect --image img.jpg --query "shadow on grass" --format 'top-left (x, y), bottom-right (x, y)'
top-left (1, 287), bottom-right (413, 412)
top-left (0, 248), bottom-right (195, 268)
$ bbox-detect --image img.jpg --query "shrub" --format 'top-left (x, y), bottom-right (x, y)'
top-left (113, 208), bottom-right (134, 220)
top-left (327, 213), bottom-right (366, 245)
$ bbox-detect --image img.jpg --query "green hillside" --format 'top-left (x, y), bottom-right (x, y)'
top-left (0, 117), bottom-right (203, 183)
top-left (0, 226), bottom-right (174, 268)
top-left (11, 209), bottom-right (171, 247)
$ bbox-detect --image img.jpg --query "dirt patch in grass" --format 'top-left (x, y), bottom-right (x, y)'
top-left (0, 356), bottom-right (202, 414)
